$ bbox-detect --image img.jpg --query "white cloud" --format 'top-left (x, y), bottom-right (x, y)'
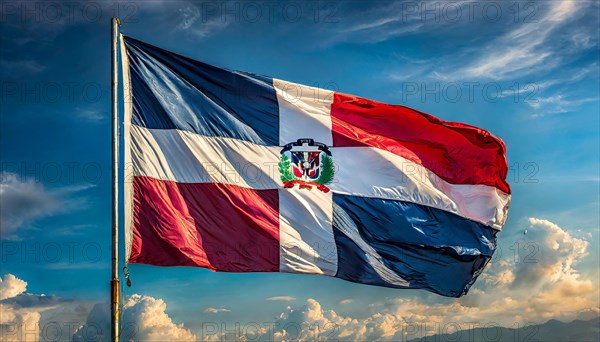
top-left (0, 306), bottom-right (43, 342)
top-left (75, 107), bottom-right (104, 122)
top-left (325, 2), bottom-right (424, 46)
top-left (0, 273), bottom-right (195, 342)
top-left (2, 218), bottom-right (598, 341)
top-left (455, 1), bottom-right (593, 80)
top-left (74, 295), bottom-right (196, 341)
top-left (122, 295), bottom-right (197, 341)
top-left (0, 173), bottom-right (91, 239)
top-left (512, 218), bottom-right (590, 287)
top-left (266, 296), bottom-right (296, 302)
top-left (496, 61), bottom-right (599, 117)
top-left (270, 298), bottom-right (406, 341)
top-left (528, 95), bottom-right (598, 118)
top-left (177, 2), bottom-right (200, 30)
top-left (534, 62), bottom-right (599, 90)
top-left (177, 3), bottom-right (229, 38)
top-left (0, 274), bottom-right (62, 342)
top-left (204, 307), bottom-right (231, 313)
top-left (246, 218), bottom-right (599, 341)
top-left (0, 274), bottom-right (27, 301)
top-left (0, 173), bottom-right (62, 237)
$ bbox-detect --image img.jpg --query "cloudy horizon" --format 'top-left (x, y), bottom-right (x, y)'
top-left (1, 0), bottom-right (599, 341)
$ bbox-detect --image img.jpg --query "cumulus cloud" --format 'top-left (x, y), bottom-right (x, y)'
top-left (0, 273), bottom-right (195, 342)
top-left (2, 218), bottom-right (598, 341)
top-left (74, 295), bottom-right (196, 342)
top-left (270, 298), bottom-right (411, 341)
top-left (0, 274), bottom-right (64, 342)
top-left (246, 218), bottom-right (599, 341)
top-left (0, 274), bottom-right (27, 300)
top-left (0, 305), bottom-right (43, 342)
top-left (512, 218), bottom-right (589, 287)
top-left (121, 294), bottom-right (196, 341)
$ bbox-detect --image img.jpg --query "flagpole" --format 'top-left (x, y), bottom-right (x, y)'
top-left (110, 17), bottom-right (120, 342)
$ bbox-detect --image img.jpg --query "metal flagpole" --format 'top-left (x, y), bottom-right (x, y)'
top-left (110, 17), bottom-right (121, 342)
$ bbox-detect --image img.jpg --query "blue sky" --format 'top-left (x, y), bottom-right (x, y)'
top-left (1, 1), bottom-right (599, 340)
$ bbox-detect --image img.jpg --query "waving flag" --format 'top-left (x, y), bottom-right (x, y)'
top-left (120, 36), bottom-right (510, 297)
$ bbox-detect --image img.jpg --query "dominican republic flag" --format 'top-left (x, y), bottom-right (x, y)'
top-left (120, 36), bottom-right (510, 298)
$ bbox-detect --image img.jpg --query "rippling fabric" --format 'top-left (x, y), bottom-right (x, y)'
top-left (121, 35), bottom-right (510, 298)
top-left (124, 36), bottom-right (279, 145)
top-left (331, 93), bottom-right (511, 194)
top-left (332, 193), bottom-right (496, 297)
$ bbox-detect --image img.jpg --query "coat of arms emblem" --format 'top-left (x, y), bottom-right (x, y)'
top-left (279, 139), bottom-right (335, 192)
